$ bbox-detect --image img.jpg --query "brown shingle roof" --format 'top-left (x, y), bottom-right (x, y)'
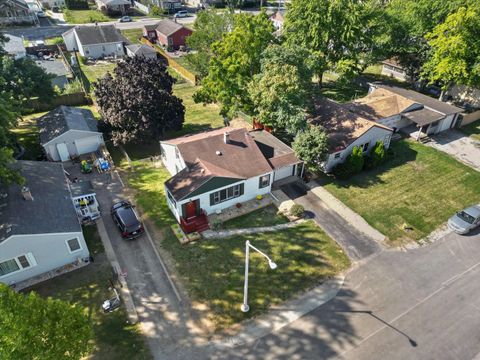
top-left (163, 128), bottom-right (298, 199)
top-left (311, 98), bottom-right (392, 152)
top-left (155, 19), bottom-right (186, 36)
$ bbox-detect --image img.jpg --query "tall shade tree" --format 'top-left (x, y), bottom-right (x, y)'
top-left (0, 284), bottom-right (93, 360)
top-left (421, 5), bottom-right (480, 90)
top-left (194, 12), bottom-right (274, 117)
top-left (185, 9), bottom-right (234, 78)
top-left (283, 0), bottom-right (386, 86)
top-left (292, 126), bottom-right (329, 171)
top-left (94, 56), bottom-right (185, 145)
top-left (384, 0), bottom-right (476, 78)
top-left (248, 44), bottom-right (313, 135)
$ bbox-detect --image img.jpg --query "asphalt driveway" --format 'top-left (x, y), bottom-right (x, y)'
top-left (429, 129), bottom-right (480, 171)
top-left (280, 181), bottom-right (382, 261)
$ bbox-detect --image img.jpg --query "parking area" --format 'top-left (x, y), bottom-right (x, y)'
top-left (429, 129), bottom-right (480, 171)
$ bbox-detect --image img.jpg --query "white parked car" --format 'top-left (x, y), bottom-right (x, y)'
top-left (174, 10), bottom-right (188, 18)
top-left (448, 205), bottom-right (480, 234)
top-left (37, 11), bottom-right (47, 18)
top-left (118, 16), bottom-right (132, 22)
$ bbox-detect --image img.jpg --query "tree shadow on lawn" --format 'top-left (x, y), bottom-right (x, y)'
top-left (163, 221), bottom-right (350, 331)
top-left (318, 140), bottom-right (418, 190)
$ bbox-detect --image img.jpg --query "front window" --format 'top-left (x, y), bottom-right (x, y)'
top-left (334, 153), bottom-right (341, 159)
top-left (362, 142), bottom-right (369, 152)
top-left (259, 174), bottom-right (270, 188)
top-left (67, 238), bottom-right (81, 252)
top-left (0, 259), bottom-right (20, 276)
top-left (0, 254), bottom-right (34, 277)
top-left (210, 184), bottom-right (243, 205)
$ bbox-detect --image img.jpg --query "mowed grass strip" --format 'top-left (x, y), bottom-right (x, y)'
top-left (460, 120), bottom-right (480, 141)
top-left (221, 204), bottom-right (289, 230)
top-left (323, 139), bottom-right (480, 243)
top-left (162, 220), bottom-right (350, 330)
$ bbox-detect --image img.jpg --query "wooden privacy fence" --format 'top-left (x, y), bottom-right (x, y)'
top-left (27, 92), bottom-right (92, 113)
top-left (461, 110), bottom-right (480, 126)
top-left (140, 38), bottom-right (198, 84)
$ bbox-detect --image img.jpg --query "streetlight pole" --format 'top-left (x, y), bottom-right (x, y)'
top-left (241, 240), bottom-right (277, 313)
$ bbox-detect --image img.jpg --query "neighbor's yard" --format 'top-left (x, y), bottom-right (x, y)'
top-left (121, 29), bottom-right (143, 44)
top-left (322, 139), bottom-right (480, 244)
top-left (11, 114), bottom-right (45, 160)
top-left (25, 226), bottom-right (150, 360)
top-left (64, 9), bottom-right (111, 24)
top-left (124, 162), bottom-right (349, 329)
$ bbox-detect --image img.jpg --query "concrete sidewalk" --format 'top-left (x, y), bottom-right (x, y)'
top-left (210, 275), bottom-right (345, 349)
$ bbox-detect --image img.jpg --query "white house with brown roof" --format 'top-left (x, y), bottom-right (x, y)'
top-left (348, 84), bottom-right (463, 139)
top-left (312, 98), bottom-right (393, 173)
top-left (160, 128), bottom-right (302, 233)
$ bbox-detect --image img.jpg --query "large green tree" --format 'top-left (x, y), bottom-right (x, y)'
top-left (185, 9), bottom-right (234, 78)
top-left (94, 56), bottom-right (185, 145)
top-left (283, 0), bottom-right (386, 86)
top-left (0, 284), bottom-right (93, 360)
top-left (384, 0), bottom-right (476, 78)
top-left (194, 12), bottom-right (274, 117)
top-left (421, 5), bottom-right (480, 89)
top-left (248, 45), bottom-right (313, 135)
top-left (292, 126), bottom-right (329, 171)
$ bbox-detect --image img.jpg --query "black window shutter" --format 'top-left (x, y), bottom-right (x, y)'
top-left (210, 193), bottom-right (215, 206)
top-left (239, 183), bottom-right (244, 196)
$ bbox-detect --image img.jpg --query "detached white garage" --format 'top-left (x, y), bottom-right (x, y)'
top-left (37, 106), bottom-right (105, 162)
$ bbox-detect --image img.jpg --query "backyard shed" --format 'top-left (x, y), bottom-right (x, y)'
top-left (37, 106), bottom-right (105, 162)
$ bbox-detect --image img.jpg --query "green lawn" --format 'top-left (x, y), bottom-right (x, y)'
top-left (322, 139), bottom-right (480, 244)
top-left (162, 220), bottom-right (350, 330)
top-left (11, 115), bottom-right (45, 160)
top-left (121, 29), bottom-right (143, 44)
top-left (320, 79), bottom-right (368, 103)
top-left (25, 226), bottom-right (150, 360)
top-left (172, 55), bottom-right (198, 76)
top-left (460, 120), bottom-right (480, 140)
top-left (81, 62), bottom-right (117, 91)
top-left (221, 204), bottom-right (289, 230)
top-left (64, 9), bottom-right (111, 24)
top-left (125, 162), bottom-right (349, 329)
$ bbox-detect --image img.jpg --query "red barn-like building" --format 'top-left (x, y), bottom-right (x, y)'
top-left (144, 19), bottom-right (192, 50)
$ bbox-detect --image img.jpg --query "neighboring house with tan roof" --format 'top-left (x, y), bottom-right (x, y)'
top-left (160, 128), bottom-right (302, 233)
top-left (347, 84), bottom-right (463, 139)
top-left (311, 98), bottom-right (393, 173)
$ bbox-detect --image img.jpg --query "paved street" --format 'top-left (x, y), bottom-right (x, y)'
top-left (203, 228), bottom-right (480, 360)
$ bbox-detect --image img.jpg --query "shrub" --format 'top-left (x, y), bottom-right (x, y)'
top-left (151, 5), bottom-right (167, 16)
top-left (65, 0), bottom-right (88, 10)
top-left (364, 141), bottom-right (386, 170)
top-left (210, 219), bottom-right (222, 231)
top-left (290, 204), bottom-right (305, 218)
top-left (62, 79), bottom-right (83, 94)
top-left (332, 146), bottom-right (364, 179)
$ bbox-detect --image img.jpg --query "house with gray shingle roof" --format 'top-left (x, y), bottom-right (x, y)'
top-left (3, 34), bottom-right (26, 59)
top-left (0, 161), bottom-right (90, 288)
top-left (62, 24), bottom-right (126, 59)
top-left (37, 106), bottom-right (105, 162)
top-left (125, 44), bottom-right (157, 59)
top-left (145, 19), bottom-right (192, 50)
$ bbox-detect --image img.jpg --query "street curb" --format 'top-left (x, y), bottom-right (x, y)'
top-left (96, 218), bottom-right (139, 324)
top-left (209, 275), bottom-right (345, 348)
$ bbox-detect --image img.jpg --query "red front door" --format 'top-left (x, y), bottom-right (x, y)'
top-left (185, 201), bottom-right (197, 219)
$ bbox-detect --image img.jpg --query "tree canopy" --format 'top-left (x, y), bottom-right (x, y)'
top-left (194, 12), bottom-right (274, 117)
top-left (249, 44), bottom-right (313, 136)
top-left (0, 36), bottom-right (54, 185)
top-left (94, 56), bottom-right (185, 145)
top-left (185, 9), bottom-right (234, 78)
top-left (292, 126), bottom-right (329, 171)
top-left (283, 0), bottom-right (386, 85)
top-left (421, 4), bottom-right (480, 88)
top-left (0, 284), bottom-right (93, 360)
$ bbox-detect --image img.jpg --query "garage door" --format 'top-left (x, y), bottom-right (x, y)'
top-left (75, 136), bottom-right (100, 155)
top-left (274, 165), bottom-right (294, 181)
